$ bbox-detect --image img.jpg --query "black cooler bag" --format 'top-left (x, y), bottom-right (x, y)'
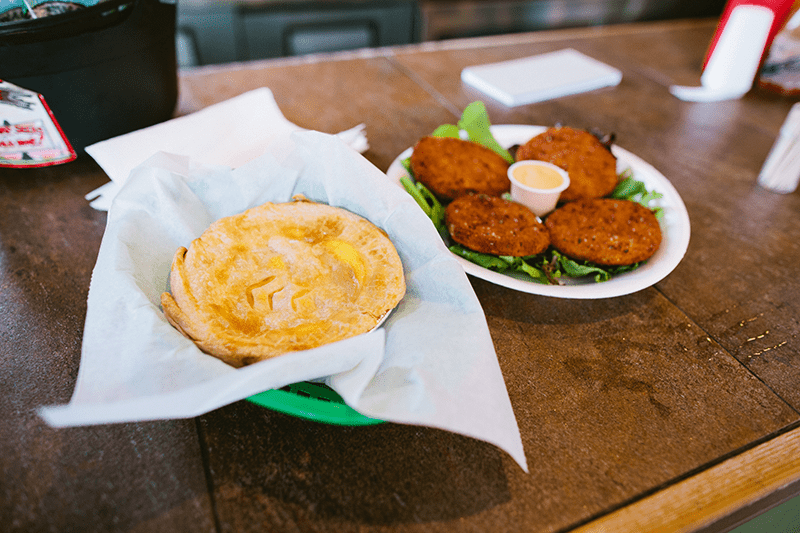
top-left (1, 0), bottom-right (178, 152)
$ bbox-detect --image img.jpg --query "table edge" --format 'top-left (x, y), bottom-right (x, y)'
top-left (572, 423), bottom-right (800, 532)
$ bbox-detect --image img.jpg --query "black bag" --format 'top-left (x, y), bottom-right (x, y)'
top-left (1, 0), bottom-right (178, 152)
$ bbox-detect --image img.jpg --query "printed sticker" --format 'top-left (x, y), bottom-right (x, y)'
top-left (0, 79), bottom-right (77, 168)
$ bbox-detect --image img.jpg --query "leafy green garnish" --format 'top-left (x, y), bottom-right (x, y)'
top-left (431, 124), bottom-right (461, 138)
top-left (449, 245), bottom-right (553, 284)
top-left (556, 252), bottom-right (613, 282)
top-left (400, 175), bottom-right (448, 241)
top-left (611, 169), bottom-right (664, 219)
top-left (448, 245), bottom-right (516, 272)
top-left (457, 102), bottom-right (514, 163)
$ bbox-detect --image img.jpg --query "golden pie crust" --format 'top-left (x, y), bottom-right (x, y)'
top-left (161, 196), bottom-right (406, 367)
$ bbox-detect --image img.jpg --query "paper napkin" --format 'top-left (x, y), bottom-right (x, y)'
top-left (41, 130), bottom-right (528, 472)
top-left (461, 48), bottom-right (623, 107)
top-left (84, 87), bottom-right (368, 211)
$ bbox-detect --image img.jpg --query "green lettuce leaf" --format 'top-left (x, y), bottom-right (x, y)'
top-left (556, 252), bottom-right (613, 283)
top-left (431, 124), bottom-right (461, 138)
top-left (448, 245), bottom-right (514, 272)
top-left (457, 102), bottom-right (514, 163)
top-left (611, 169), bottom-right (664, 219)
top-left (449, 245), bottom-right (552, 284)
top-left (400, 176), bottom-right (448, 241)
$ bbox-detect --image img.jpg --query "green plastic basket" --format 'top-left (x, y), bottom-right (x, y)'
top-left (246, 381), bottom-right (383, 426)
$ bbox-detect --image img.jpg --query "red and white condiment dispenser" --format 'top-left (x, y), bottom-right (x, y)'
top-left (671, 0), bottom-right (795, 101)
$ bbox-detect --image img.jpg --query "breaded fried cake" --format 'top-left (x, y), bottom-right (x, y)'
top-left (161, 197), bottom-right (405, 367)
top-left (515, 126), bottom-right (618, 202)
top-left (410, 136), bottom-right (511, 202)
top-left (545, 198), bottom-right (662, 266)
top-left (445, 194), bottom-right (550, 257)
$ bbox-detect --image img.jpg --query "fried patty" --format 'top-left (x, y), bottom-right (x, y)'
top-left (410, 136), bottom-right (511, 202)
top-left (515, 126), bottom-right (618, 202)
top-left (445, 194), bottom-right (550, 257)
top-left (545, 198), bottom-right (662, 266)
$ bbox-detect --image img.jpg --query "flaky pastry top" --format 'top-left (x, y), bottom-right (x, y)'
top-left (161, 197), bottom-right (405, 367)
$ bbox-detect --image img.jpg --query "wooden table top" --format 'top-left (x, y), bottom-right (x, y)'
top-left (3, 18), bottom-right (800, 533)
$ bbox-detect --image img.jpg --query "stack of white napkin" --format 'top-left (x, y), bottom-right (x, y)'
top-left (85, 88), bottom-right (369, 210)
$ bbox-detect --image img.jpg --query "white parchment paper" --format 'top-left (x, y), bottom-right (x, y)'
top-left (40, 129), bottom-right (528, 472)
top-left (83, 87), bottom-right (368, 211)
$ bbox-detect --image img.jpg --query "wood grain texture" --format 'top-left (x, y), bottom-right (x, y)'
top-left (3, 18), bottom-right (800, 533)
top-left (175, 21), bottom-right (799, 533)
top-left (573, 425), bottom-right (800, 533)
top-left (0, 159), bottom-right (217, 532)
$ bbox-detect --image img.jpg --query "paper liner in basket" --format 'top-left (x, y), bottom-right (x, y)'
top-left (39, 130), bottom-right (528, 472)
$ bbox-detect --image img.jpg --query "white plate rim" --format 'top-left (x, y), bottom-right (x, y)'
top-left (385, 125), bottom-right (691, 299)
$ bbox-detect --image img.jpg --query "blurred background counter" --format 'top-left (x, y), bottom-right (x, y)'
top-left (175, 0), bottom-right (728, 68)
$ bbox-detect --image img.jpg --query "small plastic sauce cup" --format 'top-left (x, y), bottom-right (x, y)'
top-left (508, 160), bottom-right (570, 217)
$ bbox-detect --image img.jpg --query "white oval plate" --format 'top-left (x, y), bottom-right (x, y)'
top-left (385, 125), bottom-right (691, 299)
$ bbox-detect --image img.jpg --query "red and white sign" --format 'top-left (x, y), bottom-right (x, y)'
top-left (0, 79), bottom-right (76, 168)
